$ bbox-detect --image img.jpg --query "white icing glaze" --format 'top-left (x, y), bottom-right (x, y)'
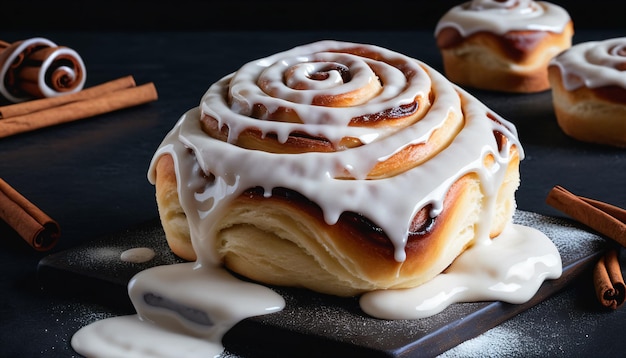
top-left (71, 41), bottom-right (563, 356)
top-left (71, 224), bottom-right (561, 357)
top-left (360, 224), bottom-right (562, 319)
top-left (120, 247), bottom-right (156, 263)
top-left (128, 263), bottom-right (285, 339)
top-left (550, 37), bottom-right (626, 91)
top-left (149, 40), bottom-right (524, 265)
top-left (72, 262), bottom-right (285, 357)
top-left (212, 41), bottom-right (434, 146)
top-left (434, 0), bottom-right (571, 36)
top-left (72, 315), bottom-right (223, 358)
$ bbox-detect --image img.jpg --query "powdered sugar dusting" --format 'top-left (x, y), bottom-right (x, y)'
top-left (513, 211), bottom-right (605, 264)
top-left (39, 211), bottom-right (607, 356)
top-left (440, 271), bottom-right (605, 357)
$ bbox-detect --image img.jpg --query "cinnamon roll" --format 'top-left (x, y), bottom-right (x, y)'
top-left (435, 0), bottom-right (573, 93)
top-left (148, 40), bottom-right (523, 297)
top-left (548, 37), bottom-right (626, 148)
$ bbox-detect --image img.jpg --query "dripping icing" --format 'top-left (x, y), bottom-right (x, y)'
top-left (550, 37), bottom-right (626, 91)
top-left (434, 0), bottom-right (571, 37)
top-left (149, 40), bottom-right (524, 265)
top-left (72, 40), bottom-right (562, 358)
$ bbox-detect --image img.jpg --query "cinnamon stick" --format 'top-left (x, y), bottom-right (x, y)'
top-left (547, 185), bottom-right (626, 309)
top-left (546, 185), bottom-right (626, 246)
top-left (0, 82), bottom-right (158, 138)
top-left (0, 178), bottom-right (60, 251)
top-left (0, 75), bottom-right (137, 119)
top-left (593, 249), bottom-right (626, 309)
top-left (0, 37), bottom-right (86, 103)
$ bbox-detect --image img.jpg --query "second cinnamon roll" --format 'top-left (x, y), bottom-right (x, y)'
top-left (548, 37), bottom-right (626, 148)
top-left (435, 0), bottom-right (573, 93)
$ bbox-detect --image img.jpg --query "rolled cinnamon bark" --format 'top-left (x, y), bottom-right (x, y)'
top-left (0, 178), bottom-right (60, 251)
top-left (546, 185), bottom-right (626, 246)
top-left (547, 186), bottom-right (626, 309)
top-left (0, 37), bottom-right (87, 103)
top-left (594, 249), bottom-right (626, 309)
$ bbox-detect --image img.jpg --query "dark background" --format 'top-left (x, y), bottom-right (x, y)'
top-left (1, 1), bottom-right (624, 31)
top-left (0, 1), bottom-right (625, 357)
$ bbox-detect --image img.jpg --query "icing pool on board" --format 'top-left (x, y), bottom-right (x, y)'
top-left (71, 223), bottom-right (561, 357)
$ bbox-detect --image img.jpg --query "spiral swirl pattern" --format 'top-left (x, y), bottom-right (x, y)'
top-left (551, 37), bottom-right (626, 90)
top-left (470, 0), bottom-right (539, 13)
top-left (151, 41), bottom-right (523, 271)
top-left (201, 41), bottom-right (457, 179)
top-left (435, 0), bottom-right (570, 36)
top-left (0, 37), bottom-right (86, 103)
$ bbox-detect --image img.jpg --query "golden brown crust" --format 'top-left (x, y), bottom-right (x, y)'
top-left (199, 96), bottom-right (465, 180)
top-left (154, 147), bottom-right (521, 296)
top-left (155, 154), bottom-right (196, 261)
top-left (436, 22), bottom-right (574, 93)
top-left (548, 66), bottom-right (626, 148)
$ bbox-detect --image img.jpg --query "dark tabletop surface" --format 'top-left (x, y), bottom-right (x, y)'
top-left (1, 27), bottom-right (625, 357)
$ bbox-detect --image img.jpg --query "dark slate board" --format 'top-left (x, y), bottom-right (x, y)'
top-left (37, 210), bottom-right (607, 357)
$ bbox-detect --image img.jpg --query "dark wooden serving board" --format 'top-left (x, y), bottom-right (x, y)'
top-left (37, 211), bottom-right (607, 357)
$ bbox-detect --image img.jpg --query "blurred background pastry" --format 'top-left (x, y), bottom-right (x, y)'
top-left (435, 0), bottom-right (573, 93)
top-left (548, 37), bottom-right (626, 147)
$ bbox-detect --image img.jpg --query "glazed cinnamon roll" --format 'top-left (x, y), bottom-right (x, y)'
top-left (435, 0), bottom-right (573, 93)
top-left (548, 37), bottom-right (626, 148)
top-left (148, 40), bottom-right (523, 297)
top-left (0, 37), bottom-right (86, 103)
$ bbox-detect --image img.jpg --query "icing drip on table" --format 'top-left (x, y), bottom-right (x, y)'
top-left (360, 224), bottom-right (561, 319)
top-left (72, 262), bottom-right (285, 358)
top-left (71, 225), bottom-right (561, 357)
top-left (120, 247), bottom-right (156, 263)
top-left (71, 40), bottom-right (562, 357)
